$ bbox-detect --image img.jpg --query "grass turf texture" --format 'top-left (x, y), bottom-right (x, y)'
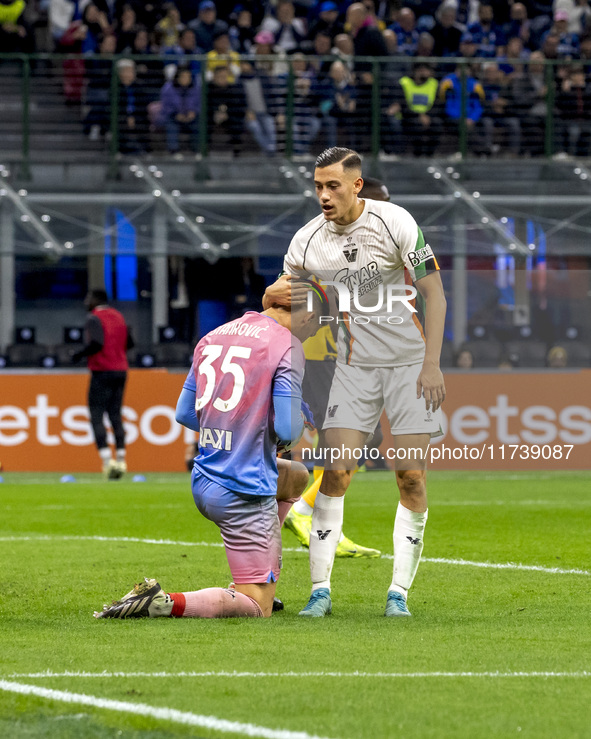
top-left (1, 471), bottom-right (590, 739)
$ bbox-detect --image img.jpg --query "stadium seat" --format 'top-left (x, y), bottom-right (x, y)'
top-left (53, 343), bottom-right (83, 366)
top-left (153, 342), bottom-right (192, 368)
top-left (504, 340), bottom-right (548, 368)
top-left (440, 341), bottom-right (454, 368)
top-left (6, 343), bottom-right (50, 367)
top-left (561, 341), bottom-right (591, 367)
top-left (461, 340), bottom-right (503, 368)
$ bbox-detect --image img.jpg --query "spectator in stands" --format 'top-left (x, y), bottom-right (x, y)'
top-left (115, 3), bottom-right (137, 52)
top-left (416, 31), bottom-right (436, 58)
top-left (431, 3), bottom-right (463, 58)
top-left (207, 65), bottom-right (247, 156)
top-left (384, 62), bottom-right (441, 157)
top-left (510, 50), bottom-right (548, 156)
top-left (189, 0), bottom-right (228, 52)
top-left (80, 3), bottom-right (112, 53)
top-left (542, 9), bottom-right (580, 57)
top-left (458, 31), bottom-right (478, 59)
top-left (206, 30), bottom-right (241, 82)
top-left (260, 0), bottom-right (306, 53)
top-left (347, 2), bottom-right (387, 148)
top-left (547, 345), bottom-right (568, 367)
top-left (497, 355), bottom-right (516, 370)
top-left (240, 46), bottom-right (280, 157)
top-left (228, 7), bottom-right (255, 53)
top-left (155, 2), bottom-right (184, 51)
top-left (309, 31), bottom-right (334, 80)
top-left (480, 62), bottom-right (521, 155)
top-left (307, 1), bottom-right (344, 43)
top-left (117, 58), bottom-right (149, 153)
top-left (579, 33), bottom-right (591, 59)
top-left (439, 63), bottom-right (485, 153)
top-left (554, 0), bottom-right (591, 36)
top-left (160, 64), bottom-right (201, 155)
top-left (319, 59), bottom-right (357, 148)
top-left (84, 33), bottom-right (117, 141)
top-left (291, 53), bottom-right (322, 155)
top-left (0, 0), bottom-right (33, 52)
top-left (50, 0), bottom-right (82, 47)
top-left (362, 0), bottom-right (387, 31)
top-left (444, 0), bottom-right (479, 28)
top-left (504, 2), bottom-right (531, 48)
top-left (555, 64), bottom-right (591, 155)
top-left (389, 7), bottom-right (420, 56)
top-left (59, 16), bottom-right (89, 102)
top-left (498, 36), bottom-right (530, 80)
top-left (347, 2), bottom-right (388, 61)
top-left (455, 349), bottom-right (474, 368)
top-left (332, 32), bottom-right (355, 73)
top-left (168, 28), bottom-right (202, 77)
top-left (465, 2), bottom-right (506, 57)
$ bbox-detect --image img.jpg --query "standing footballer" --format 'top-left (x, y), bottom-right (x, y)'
top-left (267, 147), bottom-right (446, 617)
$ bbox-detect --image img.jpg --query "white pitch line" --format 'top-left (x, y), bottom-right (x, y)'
top-left (0, 535), bottom-right (589, 576)
top-left (421, 557), bottom-right (591, 576)
top-left (0, 680), bottom-right (334, 739)
top-left (4, 671), bottom-right (591, 680)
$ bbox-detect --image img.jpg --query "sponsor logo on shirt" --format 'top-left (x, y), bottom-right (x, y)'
top-left (333, 260), bottom-right (383, 297)
top-left (199, 427), bottom-right (233, 450)
top-left (407, 244), bottom-right (434, 268)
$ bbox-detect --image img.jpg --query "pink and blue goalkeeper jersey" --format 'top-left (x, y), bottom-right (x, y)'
top-left (183, 312), bottom-right (305, 496)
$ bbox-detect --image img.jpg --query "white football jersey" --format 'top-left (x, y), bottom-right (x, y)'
top-left (283, 198), bottom-right (439, 368)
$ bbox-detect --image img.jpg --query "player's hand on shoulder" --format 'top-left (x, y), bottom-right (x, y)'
top-left (416, 362), bottom-right (446, 412)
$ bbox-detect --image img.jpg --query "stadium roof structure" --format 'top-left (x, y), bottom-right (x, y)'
top-left (2, 157), bottom-right (591, 260)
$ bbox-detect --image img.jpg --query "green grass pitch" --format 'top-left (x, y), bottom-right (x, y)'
top-left (1, 470), bottom-right (590, 739)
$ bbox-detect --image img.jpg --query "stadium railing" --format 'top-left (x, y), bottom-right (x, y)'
top-left (0, 53), bottom-right (580, 176)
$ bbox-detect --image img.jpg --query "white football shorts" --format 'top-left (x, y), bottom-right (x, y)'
top-left (322, 361), bottom-right (444, 438)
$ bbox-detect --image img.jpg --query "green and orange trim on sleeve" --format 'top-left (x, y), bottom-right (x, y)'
top-left (407, 227), bottom-right (440, 281)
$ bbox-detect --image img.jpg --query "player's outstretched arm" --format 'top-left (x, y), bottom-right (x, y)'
top-left (175, 387), bottom-right (200, 432)
top-left (415, 272), bottom-right (447, 412)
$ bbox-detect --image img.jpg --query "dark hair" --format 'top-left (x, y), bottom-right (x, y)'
top-left (360, 176), bottom-right (389, 201)
top-left (90, 288), bottom-right (108, 304)
top-left (315, 147), bottom-right (362, 171)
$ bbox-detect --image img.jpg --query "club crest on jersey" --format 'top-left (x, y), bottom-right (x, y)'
top-left (407, 244), bottom-right (434, 268)
top-left (342, 236), bottom-right (358, 263)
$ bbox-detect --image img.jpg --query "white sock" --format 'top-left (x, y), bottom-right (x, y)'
top-left (294, 497), bottom-right (313, 516)
top-left (390, 502), bottom-right (428, 597)
top-left (116, 449), bottom-right (126, 462)
top-left (99, 448), bottom-right (112, 463)
top-left (309, 492), bottom-right (344, 592)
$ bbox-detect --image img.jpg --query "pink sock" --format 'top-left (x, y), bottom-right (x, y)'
top-left (170, 587), bottom-right (263, 618)
top-left (278, 496), bottom-right (300, 528)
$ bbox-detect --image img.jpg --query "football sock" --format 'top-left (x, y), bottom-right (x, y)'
top-left (309, 491), bottom-right (344, 591)
top-left (169, 588), bottom-right (263, 618)
top-left (277, 496), bottom-right (300, 527)
top-left (116, 449), bottom-right (126, 462)
top-left (98, 447), bottom-right (112, 462)
top-left (390, 502), bottom-right (428, 597)
top-left (293, 467), bottom-right (323, 515)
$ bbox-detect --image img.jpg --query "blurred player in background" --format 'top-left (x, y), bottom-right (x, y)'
top-left (280, 177), bottom-right (391, 559)
top-left (94, 284), bottom-right (325, 620)
top-left (266, 148), bottom-right (446, 618)
top-left (73, 289), bottom-right (133, 479)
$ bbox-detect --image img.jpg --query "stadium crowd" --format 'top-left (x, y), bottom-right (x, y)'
top-left (4, 0), bottom-right (591, 155)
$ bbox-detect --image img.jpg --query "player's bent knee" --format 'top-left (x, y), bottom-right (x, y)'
top-left (292, 463), bottom-right (310, 495)
top-left (322, 468), bottom-right (351, 495)
top-left (396, 469), bottom-right (426, 498)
